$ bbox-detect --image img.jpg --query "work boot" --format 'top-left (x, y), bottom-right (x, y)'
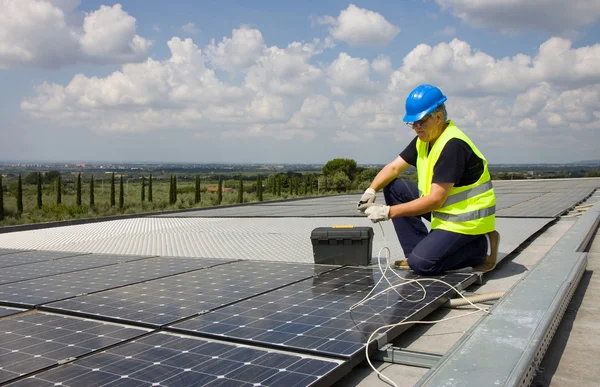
top-left (474, 230), bottom-right (500, 273)
top-left (394, 259), bottom-right (411, 270)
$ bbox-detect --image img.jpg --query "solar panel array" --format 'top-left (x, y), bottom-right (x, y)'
top-left (0, 250), bottom-right (86, 269)
top-left (0, 312), bottom-right (150, 384)
top-left (496, 188), bottom-right (595, 217)
top-left (0, 257), bottom-right (234, 307)
top-left (0, 253), bottom-right (154, 285)
top-left (170, 268), bottom-right (477, 364)
top-left (10, 332), bottom-right (346, 387)
top-left (44, 261), bottom-right (337, 327)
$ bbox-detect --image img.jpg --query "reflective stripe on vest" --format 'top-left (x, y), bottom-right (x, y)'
top-left (442, 180), bottom-right (494, 207)
top-left (433, 204), bottom-right (496, 222)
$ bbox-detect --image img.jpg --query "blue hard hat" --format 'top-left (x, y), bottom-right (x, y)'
top-left (403, 84), bottom-right (447, 122)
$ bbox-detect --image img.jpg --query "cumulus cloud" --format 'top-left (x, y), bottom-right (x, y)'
top-left (371, 55), bottom-right (393, 76)
top-left (181, 22), bottom-right (199, 35)
top-left (318, 4), bottom-right (400, 46)
top-left (206, 25), bottom-right (265, 71)
top-left (18, 21), bottom-right (600, 158)
top-left (327, 53), bottom-right (376, 96)
top-left (0, 0), bottom-right (149, 69)
top-left (388, 37), bottom-right (600, 96)
top-left (436, 0), bottom-right (600, 33)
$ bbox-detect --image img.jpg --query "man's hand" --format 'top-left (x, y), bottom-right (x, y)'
top-left (363, 203), bottom-right (390, 223)
top-left (357, 188), bottom-right (376, 212)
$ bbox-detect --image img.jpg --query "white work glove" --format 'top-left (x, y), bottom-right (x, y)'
top-left (357, 188), bottom-right (377, 212)
top-left (363, 203), bottom-right (390, 223)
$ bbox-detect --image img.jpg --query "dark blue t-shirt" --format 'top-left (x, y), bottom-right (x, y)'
top-left (400, 136), bottom-right (484, 187)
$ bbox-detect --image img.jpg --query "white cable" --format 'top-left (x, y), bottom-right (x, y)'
top-left (348, 221), bottom-right (490, 386)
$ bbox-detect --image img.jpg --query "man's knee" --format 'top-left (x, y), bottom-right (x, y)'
top-left (407, 254), bottom-right (444, 276)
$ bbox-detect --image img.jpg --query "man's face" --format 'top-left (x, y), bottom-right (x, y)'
top-left (411, 111), bottom-right (444, 143)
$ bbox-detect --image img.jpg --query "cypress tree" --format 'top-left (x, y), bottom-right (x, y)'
top-left (173, 175), bottom-right (177, 204)
top-left (17, 175), bottom-right (23, 215)
top-left (295, 178), bottom-right (299, 195)
top-left (141, 176), bottom-right (146, 202)
top-left (169, 175), bottom-right (173, 204)
top-left (257, 175), bottom-right (263, 202)
top-left (89, 176), bottom-right (95, 208)
top-left (195, 175), bottom-right (201, 204)
top-left (217, 176), bottom-right (222, 204)
top-left (237, 175), bottom-right (243, 204)
top-left (110, 172), bottom-right (116, 207)
top-left (37, 172), bottom-right (43, 209)
top-left (0, 174), bottom-right (4, 221)
top-left (148, 174), bottom-right (153, 202)
top-left (271, 174), bottom-right (276, 195)
top-left (119, 176), bottom-right (124, 209)
top-left (56, 175), bottom-right (62, 205)
top-left (277, 176), bottom-right (282, 196)
top-left (76, 173), bottom-right (82, 206)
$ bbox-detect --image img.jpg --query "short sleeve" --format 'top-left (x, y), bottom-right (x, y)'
top-left (399, 136), bottom-right (418, 166)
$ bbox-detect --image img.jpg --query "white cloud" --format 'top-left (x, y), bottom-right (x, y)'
top-left (436, 0), bottom-right (600, 33)
top-left (388, 37), bottom-right (600, 96)
top-left (17, 22), bottom-right (600, 162)
top-left (206, 25), bottom-right (265, 71)
top-left (327, 53), bottom-right (376, 96)
top-left (80, 4), bottom-right (150, 64)
top-left (371, 55), bottom-right (393, 76)
top-left (0, 0), bottom-right (149, 69)
top-left (319, 4), bottom-right (400, 46)
top-left (244, 41), bottom-right (322, 96)
top-left (181, 22), bottom-right (199, 35)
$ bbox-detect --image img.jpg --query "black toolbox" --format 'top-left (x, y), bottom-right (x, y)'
top-left (310, 226), bottom-right (374, 266)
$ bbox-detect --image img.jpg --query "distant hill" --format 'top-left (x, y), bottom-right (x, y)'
top-left (571, 160), bottom-right (600, 165)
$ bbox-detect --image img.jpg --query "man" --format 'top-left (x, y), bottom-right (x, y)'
top-left (358, 84), bottom-right (499, 275)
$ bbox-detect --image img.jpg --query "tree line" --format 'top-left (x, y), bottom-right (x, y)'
top-left (0, 158), bottom-right (383, 224)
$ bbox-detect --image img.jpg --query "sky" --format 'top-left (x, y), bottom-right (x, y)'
top-left (1, 0), bottom-right (599, 165)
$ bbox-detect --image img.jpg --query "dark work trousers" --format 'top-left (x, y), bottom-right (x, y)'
top-left (383, 179), bottom-right (487, 275)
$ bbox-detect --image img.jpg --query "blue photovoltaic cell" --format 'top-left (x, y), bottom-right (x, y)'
top-left (0, 312), bottom-right (150, 384)
top-left (0, 306), bottom-right (25, 318)
top-left (8, 332), bottom-right (347, 387)
top-left (0, 250), bottom-right (86, 269)
top-left (0, 253), bottom-right (154, 285)
top-left (170, 268), bottom-right (476, 363)
top-left (43, 261), bottom-right (338, 327)
top-left (0, 257), bottom-right (234, 307)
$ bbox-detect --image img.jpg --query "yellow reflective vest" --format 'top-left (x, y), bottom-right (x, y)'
top-left (416, 121), bottom-right (496, 235)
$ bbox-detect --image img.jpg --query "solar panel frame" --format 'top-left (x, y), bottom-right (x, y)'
top-left (0, 248), bottom-right (30, 257)
top-left (0, 306), bottom-right (25, 318)
top-left (0, 257), bottom-right (236, 308)
top-left (0, 251), bottom-right (88, 269)
top-left (41, 261), bottom-right (340, 328)
top-left (8, 332), bottom-right (349, 387)
top-left (0, 253), bottom-right (155, 285)
top-left (169, 267), bottom-right (477, 366)
top-left (0, 312), bottom-right (151, 385)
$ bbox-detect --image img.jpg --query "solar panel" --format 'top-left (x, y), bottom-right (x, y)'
top-left (43, 261), bottom-right (339, 327)
top-left (0, 257), bottom-right (235, 308)
top-left (0, 248), bottom-right (30, 257)
top-left (0, 251), bottom-right (87, 269)
top-left (0, 306), bottom-right (25, 318)
top-left (0, 253), bottom-right (155, 285)
top-left (169, 267), bottom-right (477, 365)
top-left (0, 312), bottom-right (150, 384)
top-left (9, 332), bottom-right (347, 387)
